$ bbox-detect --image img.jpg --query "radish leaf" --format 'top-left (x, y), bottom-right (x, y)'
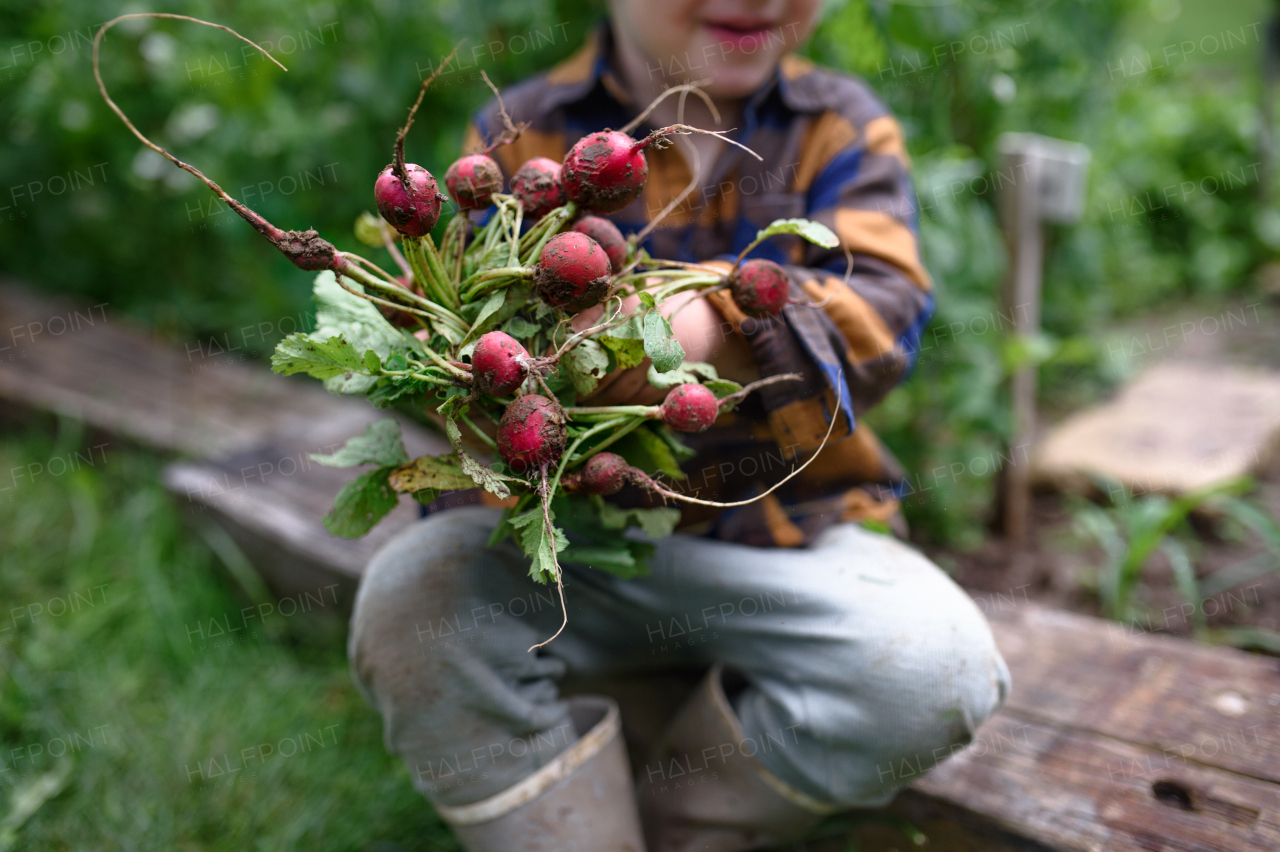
top-left (598, 502), bottom-right (681, 538)
top-left (642, 311), bottom-right (685, 373)
top-left (564, 338), bottom-right (610, 395)
top-left (323, 467), bottom-right (399, 538)
top-left (646, 361), bottom-right (718, 389)
top-left (311, 418), bottom-right (409, 468)
top-left (272, 333), bottom-right (366, 380)
top-left (509, 508), bottom-right (568, 583)
top-left (443, 416), bottom-right (515, 499)
top-left (704, 379), bottom-right (742, 398)
top-left (388, 454), bottom-right (477, 492)
top-left (756, 218), bottom-right (839, 249)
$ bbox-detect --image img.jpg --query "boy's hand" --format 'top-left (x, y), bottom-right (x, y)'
top-left (573, 282), bottom-right (757, 406)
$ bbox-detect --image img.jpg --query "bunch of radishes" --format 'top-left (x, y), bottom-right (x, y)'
top-left (93, 18), bottom-right (840, 645)
top-left (351, 118), bottom-right (831, 513)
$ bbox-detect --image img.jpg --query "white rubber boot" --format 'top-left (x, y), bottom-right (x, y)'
top-left (637, 665), bottom-right (840, 852)
top-left (435, 695), bottom-right (647, 852)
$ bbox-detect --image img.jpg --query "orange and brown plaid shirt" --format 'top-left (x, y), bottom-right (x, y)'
top-left (466, 25), bottom-right (934, 547)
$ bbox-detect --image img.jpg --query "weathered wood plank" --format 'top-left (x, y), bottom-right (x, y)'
top-left (897, 711), bottom-right (1280, 852)
top-left (0, 280), bottom-right (384, 460)
top-left (1033, 362), bottom-right (1280, 496)
top-left (0, 279), bottom-right (450, 605)
top-left (986, 602), bottom-right (1280, 784)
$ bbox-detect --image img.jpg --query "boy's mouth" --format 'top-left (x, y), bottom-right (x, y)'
top-left (701, 18), bottom-right (780, 52)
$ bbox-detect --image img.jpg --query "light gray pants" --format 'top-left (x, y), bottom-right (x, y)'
top-left (349, 506), bottom-right (1009, 811)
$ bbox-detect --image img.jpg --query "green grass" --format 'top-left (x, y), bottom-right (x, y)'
top-left (0, 417), bottom-right (460, 851)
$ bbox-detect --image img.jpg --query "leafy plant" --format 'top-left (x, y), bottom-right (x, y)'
top-left (1071, 476), bottom-right (1280, 639)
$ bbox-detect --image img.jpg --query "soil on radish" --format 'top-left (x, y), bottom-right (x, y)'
top-left (731, 259), bottom-right (791, 319)
top-left (571, 215), bottom-right (627, 273)
top-left (445, 154), bottom-right (503, 210)
top-left (374, 163), bottom-right (443, 237)
top-left (562, 131), bottom-right (648, 214)
top-left (534, 232), bottom-right (612, 312)
top-left (660, 383), bottom-right (720, 433)
top-left (497, 394), bottom-right (568, 472)
top-left (579, 452), bottom-right (630, 495)
top-left (275, 229), bottom-right (340, 271)
top-left (511, 157), bottom-right (566, 219)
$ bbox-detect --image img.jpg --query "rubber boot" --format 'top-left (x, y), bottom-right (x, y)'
top-left (637, 665), bottom-right (840, 852)
top-left (434, 695), bottom-right (647, 852)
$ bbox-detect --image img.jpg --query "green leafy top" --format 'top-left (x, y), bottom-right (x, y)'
top-left (754, 218), bottom-right (839, 249)
top-left (310, 419), bottom-right (409, 468)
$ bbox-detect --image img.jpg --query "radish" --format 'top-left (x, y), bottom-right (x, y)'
top-left (659, 383), bottom-right (720, 433)
top-left (730, 259), bottom-right (790, 319)
top-left (471, 331), bottom-right (529, 397)
top-left (578, 452), bottom-right (630, 495)
top-left (497, 394), bottom-right (568, 473)
top-left (445, 154), bottom-right (503, 210)
top-left (511, 157), bottom-right (566, 219)
top-left (561, 131), bottom-right (648, 214)
top-left (571, 215), bottom-right (627, 273)
top-left (534, 231), bottom-right (612, 312)
top-left (375, 163), bottom-right (443, 237)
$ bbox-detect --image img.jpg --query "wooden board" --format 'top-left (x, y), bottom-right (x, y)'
top-left (986, 601), bottom-right (1280, 785)
top-left (890, 711), bottom-right (1279, 851)
top-left (0, 279), bottom-right (449, 605)
top-left (0, 281), bottom-right (381, 459)
top-left (861, 603), bottom-right (1280, 852)
top-left (1033, 362), bottom-right (1280, 496)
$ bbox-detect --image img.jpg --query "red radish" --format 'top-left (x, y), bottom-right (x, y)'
top-left (511, 157), bottom-right (566, 219)
top-left (578, 452), bottom-right (630, 495)
top-left (571, 215), bottom-right (627, 273)
top-left (660, 384), bottom-right (720, 433)
top-left (471, 331), bottom-right (529, 397)
top-left (730, 259), bottom-right (790, 318)
top-left (375, 163), bottom-right (443, 237)
top-left (445, 154), bottom-right (503, 210)
top-left (534, 231), bottom-right (612, 312)
top-left (497, 394), bottom-right (568, 473)
top-left (561, 131), bottom-right (648, 214)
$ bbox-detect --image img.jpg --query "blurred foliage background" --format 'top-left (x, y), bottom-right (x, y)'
top-left (2, 0), bottom-right (1278, 847)
top-left (2, 0), bottom-right (1274, 546)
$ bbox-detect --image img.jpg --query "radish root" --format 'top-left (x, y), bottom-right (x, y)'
top-left (528, 464), bottom-right (570, 652)
top-left (620, 82), bottom-right (720, 135)
top-left (479, 71), bottom-right (530, 155)
top-left (393, 42), bottom-right (463, 183)
top-left (634, 373), bottom-right (845, 508)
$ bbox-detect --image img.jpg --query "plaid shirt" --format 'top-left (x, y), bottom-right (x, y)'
top-left (464, 25), bottom-right (933, 547)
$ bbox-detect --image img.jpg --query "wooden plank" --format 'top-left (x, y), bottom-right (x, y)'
top-left (1033, 362), bottom-right (1280, 497)
top-left (895, 711), bottom-right (1279, 852)
top-left (836, 601), bottom-right (1280, 852)
top-left (986, 602), bottom-right (1280, 784)
top-left (0, 278), bottom-right (450, 605)
top-left (0, 280), bottom-right (381, 460)
top-left (161, 418), bottom-right (451, 603)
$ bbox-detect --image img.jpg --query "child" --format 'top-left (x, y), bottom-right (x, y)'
top-left (350, 3), bottom-right (1009, 850)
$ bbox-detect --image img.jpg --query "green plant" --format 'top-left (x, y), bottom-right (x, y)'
top-left (816, 0), bottom-right (1277, 545)
top-left (0, 418), bottom-right (460, 849)
top-left (1071, 476), bottom-right (1280, 638)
